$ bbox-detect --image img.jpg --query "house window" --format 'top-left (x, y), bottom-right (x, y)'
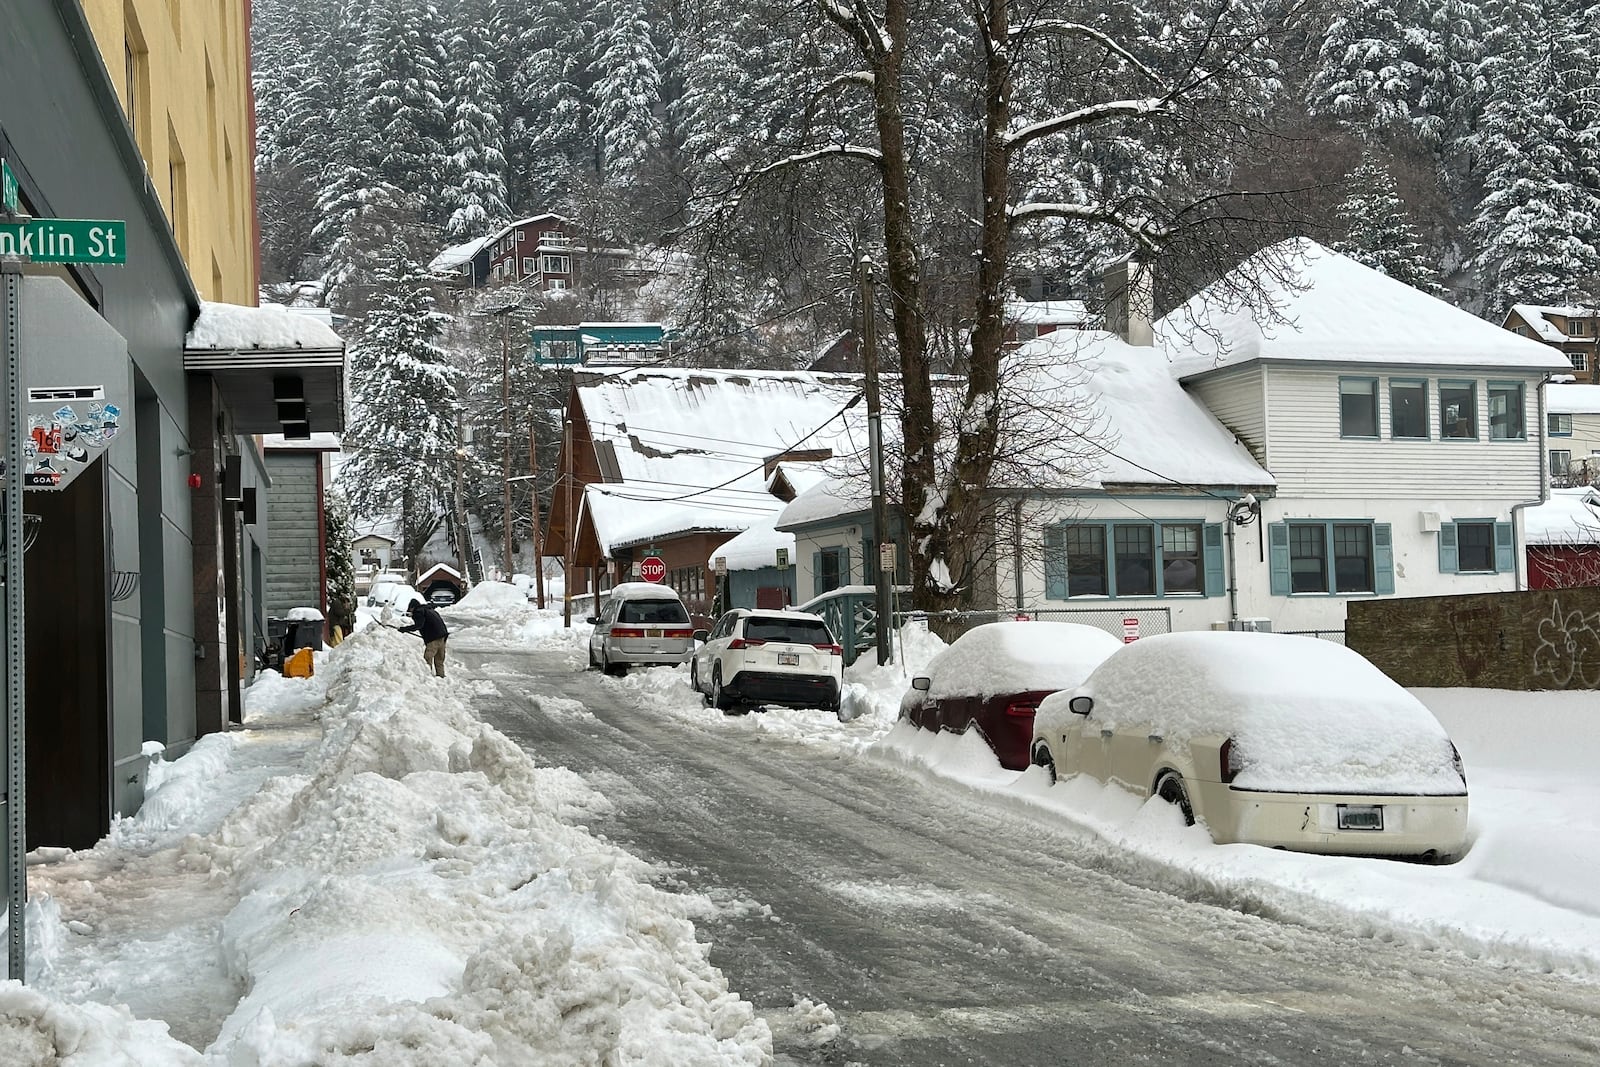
top-left (1572, 320), bottom-right (1587, 336)
top-left (1571, 351), bottom-right (1589, 372)
top-left (1044, 521), bottom-right (1220, 599)
top-left (813, 546), bottom-right (847, 595)
top-left (1488, 382), bottom-right (1526, 440)
top-left (516, 230), bottom-right (525, 243)
top-left (543, 254), bottom-right (570, 274)
top-left (1549, 412), bottom-right (1574, 436)
top-left (1270, 520), bottom-right (1393, 596)
top-left (1552, 449), bottom-right (1572, 476)
top-left (1390, 379), bottom-right (1429, 439)
top-left (549, 278), bottom-right (568, 290)
top-left (1339, 377), bottom-right (1379, 438)
top-left (1438, 519), bottom-right (1512, 574)
top-left (1440, 381), bottom-right (1477, 439)
top-left (523, 257), bottom-right (535, 274)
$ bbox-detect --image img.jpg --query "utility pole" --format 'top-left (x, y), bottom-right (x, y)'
top-left (562, 418), bottom-right (574, 628)
top-left (3, 258), bottom-right (27, 981)
top-left (453, 410), bottom-right (469, 579)
top-left (529, 409), bottom-right (546, 609)
top-left (500, 312), bottom-right (513, 579)
top-left (861, 256), bottom-right (892, 665)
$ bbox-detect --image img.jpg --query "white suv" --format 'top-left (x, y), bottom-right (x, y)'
top-left (689, 608), bottom-right (844, 716)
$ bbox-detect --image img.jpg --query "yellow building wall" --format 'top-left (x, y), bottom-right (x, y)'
top-left (80, 0), bottom-right (258, 305)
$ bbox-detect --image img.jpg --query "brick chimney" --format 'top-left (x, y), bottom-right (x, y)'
top-left (1104, 257), bottom-right (1154, 347)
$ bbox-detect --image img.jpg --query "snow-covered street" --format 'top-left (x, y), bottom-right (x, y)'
top-left (7, 594), bottom-right (1600, 1064)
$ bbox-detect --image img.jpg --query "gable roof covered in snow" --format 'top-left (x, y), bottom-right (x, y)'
top-left (1548, 383), bottom-right (1600, 415)
top-left (1525, 488), bottom-right (1600, 546)
top-left (1160, 240), bottom-right (1570, 378)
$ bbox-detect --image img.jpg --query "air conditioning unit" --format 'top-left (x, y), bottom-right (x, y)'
top-left (1217, 617), bottom-right (1272, 632)
top-left (1419, 510), bottom-right (1442, 532)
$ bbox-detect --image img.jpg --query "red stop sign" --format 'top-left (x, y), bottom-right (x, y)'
top-left (639, 555), bottom-right (667, 583)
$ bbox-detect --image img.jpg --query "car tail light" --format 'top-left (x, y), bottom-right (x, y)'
top-left (1451, 742), bottom-right (1467, 786)
top-left (1219, 737), bottom-right (1243, 784)
top-left (814, 643), bottom-right (843, 655)
top-left (726, 638), bottom-right (755, 650)
top-left (662, 628), bottom-right (693, 639)
top-left (611, 627), bottom-right (646, 638)
top-left (1004, 702), bottom-right (1038, 718)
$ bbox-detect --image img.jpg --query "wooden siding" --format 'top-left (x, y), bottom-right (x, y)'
top-left (1187, 365), bottom-right (1267, 463)
top-left (263, 454), bottom-right (322, 617)
top-left (1262, 365), bottom-right (1545, 499)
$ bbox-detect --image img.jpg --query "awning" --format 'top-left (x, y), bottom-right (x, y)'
top-left (184, 302), bottom-right (346, 436)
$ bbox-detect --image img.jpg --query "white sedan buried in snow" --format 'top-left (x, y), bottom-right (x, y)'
top-left (1030, 631), bottom-right (1469, 861)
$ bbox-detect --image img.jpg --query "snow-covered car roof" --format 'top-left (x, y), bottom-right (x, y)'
top-left (604, 582), bottom-right (685, 600)
top-left (921, 621), bottom-right (1123, 701)
top-left (1039, 631), bottom-right (1462, 795)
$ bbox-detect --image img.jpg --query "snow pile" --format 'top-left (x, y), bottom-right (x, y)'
top-left (922, 621), bottom-right (1121, 701)
top-left (837, 623), bottom-right (946, 724)
top-left (12, 627), bottom-right (770, 1064)
top-left (285, 607), bottom-right (324, 622)
top-left (451, 580), bottom-right (533, 611)
top-left (0, 983), bottom-right (204, 1065)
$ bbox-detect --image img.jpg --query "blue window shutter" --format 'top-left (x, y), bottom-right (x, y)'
top-left (1202, 523), bottom-right (1225, 597)
top-left (1494, 521), bottom-right (1514, 573)
top-left (1043, 526), bottom-right (1067, 600)
top-left (1373, 523), bottom-right (1394, 595)
top-left (1268, 522), bottom-right (1291, 596)
top-left (1438, 523), bottom-right (1458, 574)
top-left (812, 551), bottom-right (824, 597)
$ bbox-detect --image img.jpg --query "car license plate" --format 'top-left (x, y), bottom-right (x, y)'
top-left (1336, 804), bottom-right (1383, 831)
top-left (646, 628), bottom-right (662, 638)
top-left (777, 651), bottom-right (799, 666)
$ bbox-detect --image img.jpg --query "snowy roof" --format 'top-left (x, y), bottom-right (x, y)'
top-left (775, 471), bottom-right (871, 530)
top-left (260, 432), bottom-right (341, 452)
top-left (1547, 384), bottom-right (1600, 415)
top-left (428, 235), bottom-right (493, 273)
top-left (186, 301), bottom-right (344, 352)
top-left (1525, 488), bottom-right (1600, 546)
top-left (1007, 299), bottom-right (1090, 326)
top-left (1507, 304), bottom-right (1588, 344)
top-left (416, 563), bottom-right (463, 583)
top-left (707, 518), bottom-right (795, 571)
top-left (351, 531), bottom-right (396, 545)
top-left (574, 367), bottom-right (868, 554)
top-left (1160, 240), bottom-right (1570, 376)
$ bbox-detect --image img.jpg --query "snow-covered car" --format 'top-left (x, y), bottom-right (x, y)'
top-left (900, 621), bottom-right (1123, 770)
top-left (586, 583), bottom-right (694, 675)
top-left (1030, 631), bottom-right (1470, 860)
top-left (688, 608), bottom-right (843, 716)
top-left (365, 581), bottom-right (399, 608)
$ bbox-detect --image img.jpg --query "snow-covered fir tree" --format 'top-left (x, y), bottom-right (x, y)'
top-left (323, 486), bottom-right (358, 636)
top-left (1334, 150), bottom-right (1441, 294)
top-left (500, 2), bottom-right (597, 210)
top-left (340, 243), bottom-right (462, 562)
top-left (592, 0), bottom-right (664, 184)
top-left (357, 0), bottom-right (452, 226)
top-left (443, 0), bottom-right (511, 238)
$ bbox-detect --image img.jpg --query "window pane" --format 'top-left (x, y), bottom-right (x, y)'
top-left (1390, 381), bottom-right (1428, 438)
top-left (1289, 525), bottom-right (1327, 594)
top-left (1161, 523), bottom-right (1202, 593)
top-left (1340, 379), bottom-right (1378, 437)
top-left (1552, 450), bottom-right (1572, 475)
top-left (1457, 522), bottom-right (1494, 572)
top-left (1114, 525), bottom-right (1155, 596)
top-left (1549, 412), bottom-right (1573, 435)
top-left (819, 548), bottom-right (843, 591)
top-left (1440, 383), bottom-right (1477, 439)
top-left (1488, 384), bottom-right (1525, 440)
top-left (1066, 526), bottom-right (1107, 597)
top-left (1332, 524), bottom-right (1373, 593)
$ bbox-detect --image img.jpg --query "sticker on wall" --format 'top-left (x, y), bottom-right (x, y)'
top-left (14, 386), bottom-right (121, 492)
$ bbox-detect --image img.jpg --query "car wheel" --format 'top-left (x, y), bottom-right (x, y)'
top-left (711, 666), bottom-right (738, 713)
top-left (1032, 743), bottom-right (1057, 786)
top-left (587, 644), bottom-right (598, 670)
top-left (1155, 771), bottom-right (1195, 826)
top-left (602, 648), bottom-right (626, 677)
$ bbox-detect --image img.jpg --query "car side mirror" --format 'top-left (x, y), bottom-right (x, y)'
top-left (584, 615), bottom-right (600, 625)
top-left (1068, 695), bottom-right (1094, 716)
top-left (911, 676), bottom-right (930, 691)
top-left (692, 629), bottom-right (710, 643)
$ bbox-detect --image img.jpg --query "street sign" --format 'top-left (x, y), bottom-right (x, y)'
top-left (775, 548), bottom-right (789, 570)
top-left (1, 160), bottom-right (18, 215)
top-left (878, 542), bottom-right (896, 575)
top-left (639, 555), bottom-right (667, 583)
top-left (1122, 616), bottom-right (1140, 643)
top-left (0, 218), bottom-right (126, 264)
top-left (713, 555), bottom-right (727, 576)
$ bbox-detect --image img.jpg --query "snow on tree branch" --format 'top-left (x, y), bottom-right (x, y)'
top-left (1003, 97), bottom-right (1173, 151)
top-left (1010, 20), bottom-right (1165, 86)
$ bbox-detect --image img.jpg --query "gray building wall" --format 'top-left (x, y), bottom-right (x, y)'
top-left (263, 452), bottom-right (323, 618)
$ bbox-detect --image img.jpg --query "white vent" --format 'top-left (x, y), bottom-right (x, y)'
top-left (1420, 511), bottom-right (1442, 532)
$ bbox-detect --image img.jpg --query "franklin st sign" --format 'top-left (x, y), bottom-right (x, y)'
top-left (0, 218), bottom-right (126, 264)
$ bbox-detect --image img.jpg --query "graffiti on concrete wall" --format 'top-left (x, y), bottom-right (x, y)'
top-left (1532, 597), bottom-right (1600, 690)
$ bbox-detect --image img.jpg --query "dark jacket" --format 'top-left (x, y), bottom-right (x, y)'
top-left (400, 602), bottom-right (449, 642)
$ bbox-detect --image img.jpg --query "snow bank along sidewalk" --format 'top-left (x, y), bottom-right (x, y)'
top-left (3, 627), bottom-right (770, 1065)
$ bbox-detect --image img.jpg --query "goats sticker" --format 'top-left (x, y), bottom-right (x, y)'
top-left (20, 388), bottom-right (120, 491)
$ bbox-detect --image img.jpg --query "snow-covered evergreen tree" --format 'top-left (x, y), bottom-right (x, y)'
top-left (1334, 150), bottom-right (1441, 293)
top-left (324, 486), bottom-right (358, 637)
top-left (443, 0), bottom-right (511, 238)
top-left (593, 0), bottom-right (664, 184)
top-left (357, 0), bottom-right (452, 226)
top-left (500, 2), bottom-right (598, 209)
top-left (341, 243), bottom-right (461, 563)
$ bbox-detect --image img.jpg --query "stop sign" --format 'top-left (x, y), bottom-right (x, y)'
top-left (639, 555), bottom-right (667, 583)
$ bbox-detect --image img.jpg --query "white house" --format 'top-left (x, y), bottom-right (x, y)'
top-left (780, 239), bottom-right (1570, 636)
top-left (1545, 383), bottom-right (1600, 482)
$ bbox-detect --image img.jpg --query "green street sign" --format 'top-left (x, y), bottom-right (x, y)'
top-left (1, 159), bottom-right (17, 214)
top-left (0, 218), bottom-right (126, 264)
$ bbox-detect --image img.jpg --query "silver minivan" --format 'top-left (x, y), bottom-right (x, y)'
top-left (586, 583), bottom-right (694, 675)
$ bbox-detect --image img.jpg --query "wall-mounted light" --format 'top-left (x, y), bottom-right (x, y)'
top-left (188, 473), bottom-right (202, 489)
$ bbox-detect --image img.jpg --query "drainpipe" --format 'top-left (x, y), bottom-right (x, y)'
top-left (1509, 378), bottom-right (1553, 591)
top-left (1012, 498), bottom-right (1024, 612)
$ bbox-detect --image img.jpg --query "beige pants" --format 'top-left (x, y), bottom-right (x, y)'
top-left (423, 637), bottom-right (447, 677)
